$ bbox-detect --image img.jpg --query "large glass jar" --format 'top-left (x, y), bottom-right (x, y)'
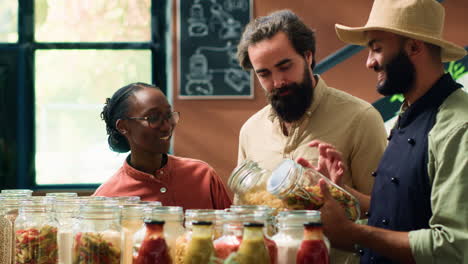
top-left (228, 160), bottom-right (286, 210)
top-left (134, 206), bottom-right (184, 262)
top-left (72, 200), bottom-right (122, 264)
top-left (271, 210), bottom-right (328, 264)
top-left (55, 197), bottom-right (80, 264)
top-left (174, 209), bottom-right (222, 264)
top-left (14, 197), bottom-right (59, 264)
top-left (267, 159), bottom-right (361, 221)
top-left (120, 204), bottom-right (145, 264)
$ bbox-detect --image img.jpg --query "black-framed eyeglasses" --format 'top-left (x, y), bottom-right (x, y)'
top-left (124, 111), bottom-right (180, 129)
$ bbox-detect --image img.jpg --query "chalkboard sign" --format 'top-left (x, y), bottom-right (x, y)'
top-left (178, 0), bottom-right (253, 99)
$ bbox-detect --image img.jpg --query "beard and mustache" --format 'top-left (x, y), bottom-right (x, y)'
top-left (375, 49), bottom-right (416, 96)
top-left (267, 63), bottom-right (314, 123)
top-left (266, 50), bottom-right (414, 122)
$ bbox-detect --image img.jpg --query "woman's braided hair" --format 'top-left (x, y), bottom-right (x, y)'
top-left (101, 82), bottom-right (158, 153)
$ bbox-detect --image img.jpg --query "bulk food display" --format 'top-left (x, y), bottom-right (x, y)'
top-left (0, 189), bottom-right (334, 264)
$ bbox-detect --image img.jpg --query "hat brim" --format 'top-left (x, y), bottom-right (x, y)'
top-left (335, 24), bottom-right (467, 62)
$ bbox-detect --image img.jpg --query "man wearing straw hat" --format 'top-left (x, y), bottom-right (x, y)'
top-left (303, 0), bottom-right (468, 263)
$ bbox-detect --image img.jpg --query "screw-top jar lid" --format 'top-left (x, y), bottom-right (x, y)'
top-left (267, 159), bottom-right (303, 196)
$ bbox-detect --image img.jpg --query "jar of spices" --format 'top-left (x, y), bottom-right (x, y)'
top-left (72, 200), bottom-right (122, 264)
top-left (14, 197), bottom-right (59, 264)
top-left (271, 210), bottom-right (328, 264)
top-left (228, 160), bottom-right (287, 210)
top-left (267, 159), bottom-right (360, 221)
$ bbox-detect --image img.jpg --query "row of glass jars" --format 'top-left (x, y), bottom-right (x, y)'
top-left (0, 190), bottom-right (330, 264)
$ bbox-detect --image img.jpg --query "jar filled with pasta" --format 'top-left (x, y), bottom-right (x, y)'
top-left (14, 196), bottom-right (59, 264)
top-left (267, 159), bottom-right (360, 221)
top-left (228, 160), bottom-right (286, 210)
top-left (72, 200), bottom-right (122, 264)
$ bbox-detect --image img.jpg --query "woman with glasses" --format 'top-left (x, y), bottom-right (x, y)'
top-left (93, 82), bottom-right (232, 209)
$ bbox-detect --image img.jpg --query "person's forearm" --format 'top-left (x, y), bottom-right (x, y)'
top-left (350, 223), bottom-right (415, 264)
top-left (343, 185), bottom-right (371, 216)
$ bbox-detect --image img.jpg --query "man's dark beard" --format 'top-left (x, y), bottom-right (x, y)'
top-left (376, 50), bottom-right (416, 96)
top-left (268, 66), bottom-right (313, 123)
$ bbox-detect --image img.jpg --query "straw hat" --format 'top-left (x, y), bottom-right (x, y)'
top-left (335, 0), bottom-right (466, 62)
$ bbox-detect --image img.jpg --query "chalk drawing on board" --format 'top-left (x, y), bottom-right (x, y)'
top-left (188, 0), bottom-right (209, 37)
top-left (209, 2), bottom-right (242, 39)
top-left (185, 42), bottom-right (249, 95)
top-left (224, 0), bottom-right (248, 12)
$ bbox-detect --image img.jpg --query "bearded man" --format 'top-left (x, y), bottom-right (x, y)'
top-left (232, 10), bottom-right (388, 264)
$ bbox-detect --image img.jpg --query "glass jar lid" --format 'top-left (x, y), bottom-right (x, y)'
top-left (267, 159), bottom-right (303, 196)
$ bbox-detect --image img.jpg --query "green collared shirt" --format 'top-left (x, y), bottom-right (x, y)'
top-left (409, 88), bottom-right (468, 263)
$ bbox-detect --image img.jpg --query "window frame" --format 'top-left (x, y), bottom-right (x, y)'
top-left (0, 0), bottom-right (170, 191)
